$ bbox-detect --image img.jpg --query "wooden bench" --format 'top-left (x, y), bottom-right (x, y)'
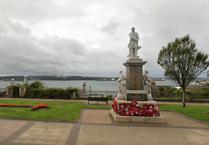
top-left (88, 97), bottom-right (108, 105)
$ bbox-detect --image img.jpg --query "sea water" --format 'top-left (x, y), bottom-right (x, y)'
top-left (0, 80), bottom-right (179, 91)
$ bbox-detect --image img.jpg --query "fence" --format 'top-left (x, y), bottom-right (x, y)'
top-left (0, 88), bottom-right (6, 92)
top-left (85, 91), bottom-right (117, 96)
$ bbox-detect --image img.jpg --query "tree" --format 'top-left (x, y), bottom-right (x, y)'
top-left (157, 34), bottom-right (209, 107)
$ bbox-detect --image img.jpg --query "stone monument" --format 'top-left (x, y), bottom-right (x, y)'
top-left (111, 27), bottom-right (165, 123)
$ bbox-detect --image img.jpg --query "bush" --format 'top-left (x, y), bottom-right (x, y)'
top-left (27, 80), bottom-right (45, 90)
top-left (156, 86), bottom-right (179, 98)
top-left (107, 95), bottom-right (113, 100)
top-left (187, 86), bottom-right (209, 101)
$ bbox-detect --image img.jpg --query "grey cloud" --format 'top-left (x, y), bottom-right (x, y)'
top-left (0, 0), bottom-right (87, 24)
top-left (0, 18), bottom-right (88, 75)
top-left (0, 17), bottom-right (124, 77)
top-left (100, 22), bottom-right (122, 35)
top-left (1, 0), bottom-right (209, 78)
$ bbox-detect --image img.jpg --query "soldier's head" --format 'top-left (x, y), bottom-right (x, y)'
top-left (145, 70), bottom-right (149, 74)
top-left (131, 27), bottom-right (135, 32)
top-left (119, 71), bottom-right (122, 74)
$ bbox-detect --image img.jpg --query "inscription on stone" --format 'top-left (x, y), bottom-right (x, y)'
top-left (136, 66), bottom-right (143, 90)
top-left (127, 94), bottom-right (147, 101)
top-left (130, 66), bottom-right (136, 89)
top-left (126, 66), bottom-right (129, 89)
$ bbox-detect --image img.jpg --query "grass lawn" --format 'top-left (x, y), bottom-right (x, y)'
top-left (159, 104), bottom-right (209, 124)
top-left (0, 99), bottom-right (209, 124)
top-left (0, 100), bottom-right (112, 121)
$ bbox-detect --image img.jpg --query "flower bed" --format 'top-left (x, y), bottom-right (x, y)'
top-left (111, 96), bottom-right (160, 116)
top-left (0, 103), bottom-right (50, 111)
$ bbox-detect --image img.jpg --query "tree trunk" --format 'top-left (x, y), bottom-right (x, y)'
top-left (183, 91), bottom-right (186, 107)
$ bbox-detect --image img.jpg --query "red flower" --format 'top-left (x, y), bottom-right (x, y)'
top-left (113, 108), bottom-right (118, 113)
top-left (125, 110), bottom-right (131, 116)
top-left (138, 110), bottom-right (143, 116)
top-left (147, 104), bottom-right (155, 109)
top-left (0, 103), bottom-right (49, 111)
top-left (119, 103), bottom-right (127, 109)
top-left (152, 109), bottom-right (158, 116)
top-left (131, 100), bottom-right (138, 106)
top-left (119, 108), bottom-right (126, 115)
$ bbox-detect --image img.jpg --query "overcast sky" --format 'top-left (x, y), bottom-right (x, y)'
top-left (0, 0), bottom-right (209, 78)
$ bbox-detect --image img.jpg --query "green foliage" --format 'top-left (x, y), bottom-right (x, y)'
top-left (7, 80), bottom-right (79, 99)
top-left (157, 34), bottom-right (209, 94)
top-left (155, 97), bottom-right (182, 102)
top-left (157, 86), bottom-right (166, 97)
top-left (22, 87), bottom-right (79, 100)
top-left (106, 95), bottom-right (113, 100)
top-left (187, 86), bottom-right (209, 101)
top-left (155, 86), bottom-right (183, 98)
top-left (66, 87), bottom-right (80, 99)
top-left (27, 80), bottom-right (45, 90)
top-left (155, 85), bottom-right (209, 101)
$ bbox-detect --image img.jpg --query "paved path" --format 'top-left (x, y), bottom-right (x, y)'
top-left (0, 98), bottom-right (209, 145)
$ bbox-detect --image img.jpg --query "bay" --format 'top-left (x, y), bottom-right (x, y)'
top-left (0, 80), bottom-right (180, 91)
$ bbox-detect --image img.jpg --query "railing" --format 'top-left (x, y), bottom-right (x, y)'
top-left (85, 91), bottom-right (117, 96)
top-left (0, 88), bottom-right (6, 92)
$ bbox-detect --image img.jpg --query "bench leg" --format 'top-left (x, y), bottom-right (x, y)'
top-left (106, 100), bottom-right (108, 105)
top-left (97, 99), bottom-right (98, 105)
top-left (88, 100), bottom-right (89, 104)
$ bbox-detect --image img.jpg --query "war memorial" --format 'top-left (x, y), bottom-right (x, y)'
top-left (111, 27), bottom-right (165, 123)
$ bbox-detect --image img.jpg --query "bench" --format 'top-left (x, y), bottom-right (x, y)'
top-left (88, 97), bottom-right (108, 105)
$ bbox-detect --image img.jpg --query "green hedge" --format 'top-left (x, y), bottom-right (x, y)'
top-left (7, 80), bottom-right (80, 99)
top-left (153, 85), bottom-right (209, 101)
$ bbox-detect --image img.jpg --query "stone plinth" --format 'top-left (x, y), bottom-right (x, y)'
top-left (125, 89), bottom-right (147, 101)
top-left (111, 109), bottom-right (165, 123)
top-left (123, 58), bottom-right (147, 90)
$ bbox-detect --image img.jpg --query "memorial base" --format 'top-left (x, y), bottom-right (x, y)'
top-left (111, 109), bottom-right (165, 123)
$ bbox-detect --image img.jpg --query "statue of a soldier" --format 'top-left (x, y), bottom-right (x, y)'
top-left (143, 70), bottom-right (152, 94)
top-left (127, 27), bottom-right (141, 58)
top-left (116, 71), bottom-right (125, 100)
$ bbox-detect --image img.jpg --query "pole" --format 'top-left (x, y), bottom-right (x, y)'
top-left (89, 86), bottom-right (91, 96)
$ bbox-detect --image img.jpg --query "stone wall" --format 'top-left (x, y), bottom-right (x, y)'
top-left (19, 86), bottom-right (27, 97)
top-left (6, 87), bottom-right (13, 98)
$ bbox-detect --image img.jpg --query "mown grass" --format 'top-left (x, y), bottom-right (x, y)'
top-left (0, 99), bottom-right (209, 124)
top-left (159, 104), bottom-right (209, 124)
top-left (0, 100), bottom-right (111, 121)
